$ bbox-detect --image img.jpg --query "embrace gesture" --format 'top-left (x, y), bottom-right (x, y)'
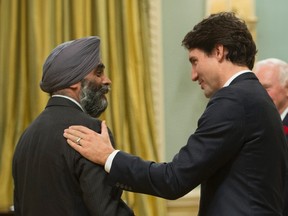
top-left (63, 121), bottom-right (115, 165)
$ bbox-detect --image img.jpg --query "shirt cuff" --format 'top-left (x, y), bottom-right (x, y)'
top-left (104, 150), bottom-right (120, 173)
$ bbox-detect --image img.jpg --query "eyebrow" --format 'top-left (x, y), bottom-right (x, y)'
top-left (189, 57), bottom-right (197, 63)
top-left (97, 63), bottom-right (105, 69)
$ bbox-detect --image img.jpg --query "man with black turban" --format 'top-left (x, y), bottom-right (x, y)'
top-left (12, 36), bottom-right (134, 216)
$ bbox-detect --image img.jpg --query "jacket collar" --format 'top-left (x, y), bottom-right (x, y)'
top-left (230, 72), bottom-right (258, 86)
top-left (46, 96), bottom-right (84, 112)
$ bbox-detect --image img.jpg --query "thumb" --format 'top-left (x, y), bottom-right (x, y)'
top-left (101, 120), bottom-right (109, 136)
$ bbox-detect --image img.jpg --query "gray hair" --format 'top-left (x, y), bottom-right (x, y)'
top-left (253, 58), bottom-right (288, 87)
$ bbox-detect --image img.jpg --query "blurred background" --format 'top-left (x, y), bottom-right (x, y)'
top-left (0, 0), bottom-right (287, 215)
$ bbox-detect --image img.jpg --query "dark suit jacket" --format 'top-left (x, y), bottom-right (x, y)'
top-left (283, 114), bottom-right (288, 216)
top-left (109, 73), bottom-right (288, 216)
top-left (12, 97), bottom-right (134, 216)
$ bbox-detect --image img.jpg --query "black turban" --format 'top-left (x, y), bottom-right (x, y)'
top-left (40, 36), bottom-right (101, 93)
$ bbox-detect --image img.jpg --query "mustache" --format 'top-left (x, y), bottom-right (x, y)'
top-left (99, 84), bottom-right (111, 94)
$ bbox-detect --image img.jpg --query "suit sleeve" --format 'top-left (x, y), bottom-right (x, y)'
top-left (109, 93), bottom-right (246, 199)
top-left (74, 125), bottom-right (134, 216)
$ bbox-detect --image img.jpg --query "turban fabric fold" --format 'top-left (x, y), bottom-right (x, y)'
top-left (40, 36), bottom-right (101, 93)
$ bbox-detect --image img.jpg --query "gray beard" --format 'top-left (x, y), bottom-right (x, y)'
top-left (80, 80), bottom-right (109, 118)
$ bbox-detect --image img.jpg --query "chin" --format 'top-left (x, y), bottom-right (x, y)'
top-left (204, 91), bottom-right (213, 98)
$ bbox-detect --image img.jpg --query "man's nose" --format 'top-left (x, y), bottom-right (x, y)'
top-left (191, 70), bottom-right (198, 81)
top-left (103, 75), bottom-right (111, 84)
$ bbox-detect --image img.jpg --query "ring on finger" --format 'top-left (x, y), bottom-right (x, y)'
top-left (76, 137), bottom-right (82, 145)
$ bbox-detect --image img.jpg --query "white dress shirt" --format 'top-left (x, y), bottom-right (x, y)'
top-left (281, 107), bottom-right (288, 121)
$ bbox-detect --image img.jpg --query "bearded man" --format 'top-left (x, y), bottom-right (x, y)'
top-left (12, 36), bottom-right (134, 216)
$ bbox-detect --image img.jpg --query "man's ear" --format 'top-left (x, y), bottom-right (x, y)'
top-left (214, 44), bottom-right (227, 62)
top-left (69, 82), bottom-right (81, 91)
top-left (66, 82), bottom-right (82, 101)
top-left (69, 82), bottom-right (82, 96)
top-left (284, 82), bottom-right (288, 98)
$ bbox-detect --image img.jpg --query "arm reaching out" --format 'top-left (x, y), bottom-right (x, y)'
top-left (63, 121), bottom-right (115, 165)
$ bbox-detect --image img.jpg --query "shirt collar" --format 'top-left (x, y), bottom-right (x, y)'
top-left (281, 107), bottom-right (288, 120)
top-left (52, 95), bottom-right (85, 112)
top-left (223, 70), bottom-right (252, 87)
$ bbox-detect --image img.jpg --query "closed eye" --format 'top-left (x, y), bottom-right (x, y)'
top-left (189, 57), bottom-right (197, 65)
top-left (95, 63), bottom-right (105, 77)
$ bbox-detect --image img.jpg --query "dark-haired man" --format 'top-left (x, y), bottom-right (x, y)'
top-left (64, 13), bottom-right (288, 215)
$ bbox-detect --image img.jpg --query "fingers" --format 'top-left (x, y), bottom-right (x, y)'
top-left (101, 121), bottom-right (108, 136)
top-left (63, 121), bottom-right (114, 165)
top-left (63, 121), bottom-right (108, 146)
top-left (66, 138), bottom-right (83, 153)
top-left (63, 128), bottom-right (84, 143)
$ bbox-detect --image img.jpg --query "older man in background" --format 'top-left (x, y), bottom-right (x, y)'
top-left (254, 58), bottom-right (288, 131)
top-left (254, 58), bottom-right (288, 216)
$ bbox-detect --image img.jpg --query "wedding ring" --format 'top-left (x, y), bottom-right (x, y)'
top-left (76, 137), bottom-right (82, 145)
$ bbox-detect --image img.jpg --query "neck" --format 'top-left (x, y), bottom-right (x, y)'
top-left (221, 64), bottom-right (250, 86)
top-left (52, 88), bottom-right (81, 102)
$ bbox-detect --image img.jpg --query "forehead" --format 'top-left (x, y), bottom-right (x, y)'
top-left (188, 48), bottom-right (207, 60)
top-left (256, 67), bottom-right (281, 85)
top-left (256, 64), bottom-right (279, 78)
top-left (188, 48), bottom-right (204, 57)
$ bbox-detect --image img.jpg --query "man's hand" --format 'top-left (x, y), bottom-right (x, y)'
top-left (63, 121), bottom-right (115, 165)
